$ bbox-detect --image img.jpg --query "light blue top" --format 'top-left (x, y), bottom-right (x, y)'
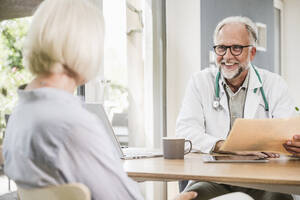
top-left (3, 87), bottom-right (143, 200)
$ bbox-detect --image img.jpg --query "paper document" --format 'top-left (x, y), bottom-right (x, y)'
top-left (220, 116), bottom-right (300, 154)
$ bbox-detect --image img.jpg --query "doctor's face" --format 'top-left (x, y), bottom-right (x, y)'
top-left (215, 23), bottom-right (256, 80)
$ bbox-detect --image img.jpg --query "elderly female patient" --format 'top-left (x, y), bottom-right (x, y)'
top-left (2, 0), bottom-right (199, 199)
top-left (2, 0), bottom-right (253, 200)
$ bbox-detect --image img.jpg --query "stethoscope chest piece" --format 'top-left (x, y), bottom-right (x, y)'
top-left (213, 98), bottom-right (220, 110)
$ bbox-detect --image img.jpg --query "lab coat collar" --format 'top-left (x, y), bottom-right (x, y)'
top-left (218, 73), bottom-right (228, 112)
top-left (248, 64), bottom-right (262, 91)
top-left (245, 65), bottom-right (265, 118)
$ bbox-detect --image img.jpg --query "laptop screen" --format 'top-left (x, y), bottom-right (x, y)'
top-left (83, 103), bottom-right (124, 158)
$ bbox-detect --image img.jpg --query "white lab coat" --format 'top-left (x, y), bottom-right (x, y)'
top-left (176, 65), bottom-right (296, 153)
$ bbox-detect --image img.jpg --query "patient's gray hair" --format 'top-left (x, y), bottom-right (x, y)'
top-left (213, 16), bottom-right (258, 46)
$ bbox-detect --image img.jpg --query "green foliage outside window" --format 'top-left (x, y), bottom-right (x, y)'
top-left (0, 18), bottom-right (33, 142)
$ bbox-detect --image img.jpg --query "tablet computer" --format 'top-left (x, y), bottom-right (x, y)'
top-left (202, 155), bottom-right (269, 163)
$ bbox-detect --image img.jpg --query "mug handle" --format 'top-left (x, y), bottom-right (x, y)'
top-left (184, 140), bottom-right (192, 155)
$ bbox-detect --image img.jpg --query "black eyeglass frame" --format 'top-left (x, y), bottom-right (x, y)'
top-left (213, 45), bottom-right (253, 56)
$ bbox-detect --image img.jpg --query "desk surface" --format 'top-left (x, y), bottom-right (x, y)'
top-left (124, 153), bottom-right (300, 194)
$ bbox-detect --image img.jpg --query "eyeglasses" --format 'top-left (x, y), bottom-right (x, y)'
top-left (213, 45), bottom-right (253, 56)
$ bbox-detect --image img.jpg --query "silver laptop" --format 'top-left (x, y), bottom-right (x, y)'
top-left (84, 103), bottom-right (162, 159)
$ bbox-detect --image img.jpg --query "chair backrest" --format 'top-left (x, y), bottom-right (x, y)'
top-left (18, 183), bottom-right (91, 200)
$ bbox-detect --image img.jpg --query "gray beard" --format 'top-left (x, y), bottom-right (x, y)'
top-left (222, 65), bottom-right (243, 80)
top-left (218, 62), bottom-right (250, 80)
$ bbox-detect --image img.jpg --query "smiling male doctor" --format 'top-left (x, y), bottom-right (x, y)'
top-left (176, 16), bottom-right (295, 200)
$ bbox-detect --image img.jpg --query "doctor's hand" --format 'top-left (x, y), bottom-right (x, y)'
top-left (174, 191), bottom-right (198, 200)
top-left (283, 135), bottom-right (300, 157)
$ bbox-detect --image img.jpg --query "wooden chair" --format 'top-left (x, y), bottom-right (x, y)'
top-left (18, 183), bottom-right (91, 200)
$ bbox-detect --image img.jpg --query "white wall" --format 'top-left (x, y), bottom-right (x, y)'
top-left (282, 0), bottom-right (300, 106)
top-left (166, 0), bottom-right (201, 137)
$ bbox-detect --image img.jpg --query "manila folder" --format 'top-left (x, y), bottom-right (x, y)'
top-left (220, 116), bottom-right (300, 154)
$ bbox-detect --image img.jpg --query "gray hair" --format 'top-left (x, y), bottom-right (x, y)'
top-left (23, 0), bottom-right (104, 82)
top-left (213, 16), bottom-right (258, 46)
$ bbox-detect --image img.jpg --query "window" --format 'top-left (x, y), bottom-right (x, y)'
top-left (85, 0), bottom-right (166, 149)
top-left (0, 18), bottom-right (32, 141)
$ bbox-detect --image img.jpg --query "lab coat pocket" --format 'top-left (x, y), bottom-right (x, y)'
top-left (254, 102), bottom-right (269, 119)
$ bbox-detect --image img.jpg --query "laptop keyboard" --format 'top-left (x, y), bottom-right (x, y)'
top-left (122, 148), bottom-right (162, 159)
top-left (123, 148), bottom-right (158, 156)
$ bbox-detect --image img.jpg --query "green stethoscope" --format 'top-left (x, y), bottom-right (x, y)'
top-left (213, 64), bottom-right (269, 112)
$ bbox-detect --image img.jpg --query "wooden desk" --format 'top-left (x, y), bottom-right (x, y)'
top-left (124, 153), bottom-right (300, 195)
